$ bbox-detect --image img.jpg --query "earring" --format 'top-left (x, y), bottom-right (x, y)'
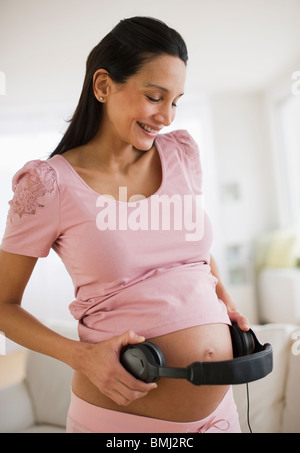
top-left (99, 96), bottom-right (104, 102)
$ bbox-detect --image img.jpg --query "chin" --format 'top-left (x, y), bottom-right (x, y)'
top-left (132, 138), bottom-right (155, 151)
top-left (137, 144), bottom-right (155, 152)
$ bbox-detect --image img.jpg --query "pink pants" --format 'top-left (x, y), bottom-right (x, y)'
top-left (66, 386), bottom-right (241, 433)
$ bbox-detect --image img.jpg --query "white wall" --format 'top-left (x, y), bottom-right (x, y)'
top-left (207, 91), bottom-right (279, 322)
top-left (210, 92), bottom-right (277, 245)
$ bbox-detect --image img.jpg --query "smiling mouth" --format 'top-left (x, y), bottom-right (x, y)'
top-left (137, 122), bottom-right (160, 134)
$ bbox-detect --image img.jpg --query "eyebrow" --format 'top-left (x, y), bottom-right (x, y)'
top-left (145, 83), bottom-right (184, 97)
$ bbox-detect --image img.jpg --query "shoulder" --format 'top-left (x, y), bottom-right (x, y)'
top-left (10, 160), bottom-right (59, 220)
top-left (171, 129), bottom-right (198, 147)
top-left (157, 130), bottom-right (201, 174)
top-left (12, 159), bottom-right (57, 193)
top-left (157, 129), bottom-right (199, 154)
top-left (3, 160), bottom-right (61, 257)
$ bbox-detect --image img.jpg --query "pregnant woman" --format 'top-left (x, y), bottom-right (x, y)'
top-left (0, 17), bottom-right (249, 433)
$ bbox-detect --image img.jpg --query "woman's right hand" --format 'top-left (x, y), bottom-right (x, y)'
top-left (77, 330), bottom-right (157, 406)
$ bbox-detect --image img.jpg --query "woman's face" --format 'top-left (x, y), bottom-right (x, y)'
top-left (100, 54), bottom-right (186, 150)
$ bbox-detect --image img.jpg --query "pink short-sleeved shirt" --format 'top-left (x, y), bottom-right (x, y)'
top-left (1, 130), bottom-right (230, 342)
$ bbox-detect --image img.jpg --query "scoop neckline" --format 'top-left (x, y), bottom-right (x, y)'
top-left (54, 136), bottom-right (165, 204)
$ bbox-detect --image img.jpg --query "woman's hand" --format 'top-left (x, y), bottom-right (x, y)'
top-left (76, 330), bottom-right (157, 406)
top-left (216, 282), bottom-right (250, 331)
top-left (217, 284), bottom-right (250, 331)
top-left (219, 287), bottom-right (250, 331)
top-left (210, 255), bottom-right (251, 332)
top-left (226, 307), bottom-right (250, 331)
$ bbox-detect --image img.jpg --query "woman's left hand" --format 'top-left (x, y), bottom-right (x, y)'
top-left (210, 256), bottom-right (251, 331)
top-left (227, 308), bottom-right (251, 332)
top-left (215, 279), bottom-right (250, 331)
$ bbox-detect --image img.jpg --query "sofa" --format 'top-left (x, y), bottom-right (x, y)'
top-left (0, 320), bottom-right (299, 433)
top-left (255, 228), bottom-right (300, 326)
top-left (258, 267), bottom-right (300, 324)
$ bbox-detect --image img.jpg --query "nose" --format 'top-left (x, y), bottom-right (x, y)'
top-left (154, 103), bottom-right (175, 127)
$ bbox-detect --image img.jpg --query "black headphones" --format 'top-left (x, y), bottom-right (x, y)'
top-left (120, 323), bottom-right (273, 385)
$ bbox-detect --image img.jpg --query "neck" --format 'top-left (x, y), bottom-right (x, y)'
top-left (82, 126), bottom-right (143, 174)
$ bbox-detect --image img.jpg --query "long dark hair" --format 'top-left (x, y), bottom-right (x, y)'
top-left (49, 16), bottom-right (188, 157)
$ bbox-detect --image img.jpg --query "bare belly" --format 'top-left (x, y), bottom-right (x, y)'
top-left (72, 323), bottom-right (233, 422)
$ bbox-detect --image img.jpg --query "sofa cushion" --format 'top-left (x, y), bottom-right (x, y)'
top-left (282, 330), bottom-right (300, 433)
top-left (25, 350), bottom-right (73, 428)
top-left (258, 268), bottom-right (300, 324)
top-left (23, 318), bottom-right (79, 428)
top-left (233, 323), bottom-right (297, 433)
top-left (0, 381), bottom-right (35, 433)
top-left (19, 424), bottom-right (65, 433)
top-left (265, 229), bottom-right (299, 268)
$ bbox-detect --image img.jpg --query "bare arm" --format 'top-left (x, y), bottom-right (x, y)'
top-left (210, 254), bottom-right (250, 331)
top-left (0, 249), bottom-right (156, 405)
top-left (0, 250), bottom-right (79, 363)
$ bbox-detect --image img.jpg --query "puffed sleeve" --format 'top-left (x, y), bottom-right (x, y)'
top-left (0, 160), bottom-right (60, 258)
top-left (172, 130), bottom-right (203, 194)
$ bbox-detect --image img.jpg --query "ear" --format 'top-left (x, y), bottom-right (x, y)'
top-left (93, 69), bottom-right (112, 102)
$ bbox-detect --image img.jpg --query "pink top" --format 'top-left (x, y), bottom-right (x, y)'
top-left (1, 130), bottom-right (230, 342)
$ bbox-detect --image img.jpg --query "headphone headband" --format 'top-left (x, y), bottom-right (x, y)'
top-left (120, 323), bottom-right (273, 385)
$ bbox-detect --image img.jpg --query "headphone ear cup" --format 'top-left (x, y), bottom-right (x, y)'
top-left (120, 341), bottom-right (165, 383)
top-left (142, 341), bottom-right (166, 367)
top-left (230, 322), bottom-right (255, 357)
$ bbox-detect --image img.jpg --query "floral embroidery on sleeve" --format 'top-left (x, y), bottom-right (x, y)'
top-left (8, 161), bottom-right (57, 221)
top-left (175, 130), bottom-right (202, 175)
top-left (181, 142), bottom-right (202, 175)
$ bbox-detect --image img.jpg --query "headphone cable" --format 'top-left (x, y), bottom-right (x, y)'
top-left (246, 383), bottom-right (252, 433)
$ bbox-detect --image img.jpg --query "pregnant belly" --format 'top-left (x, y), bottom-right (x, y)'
top-left (72, 323), bottom-right (233, 422)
